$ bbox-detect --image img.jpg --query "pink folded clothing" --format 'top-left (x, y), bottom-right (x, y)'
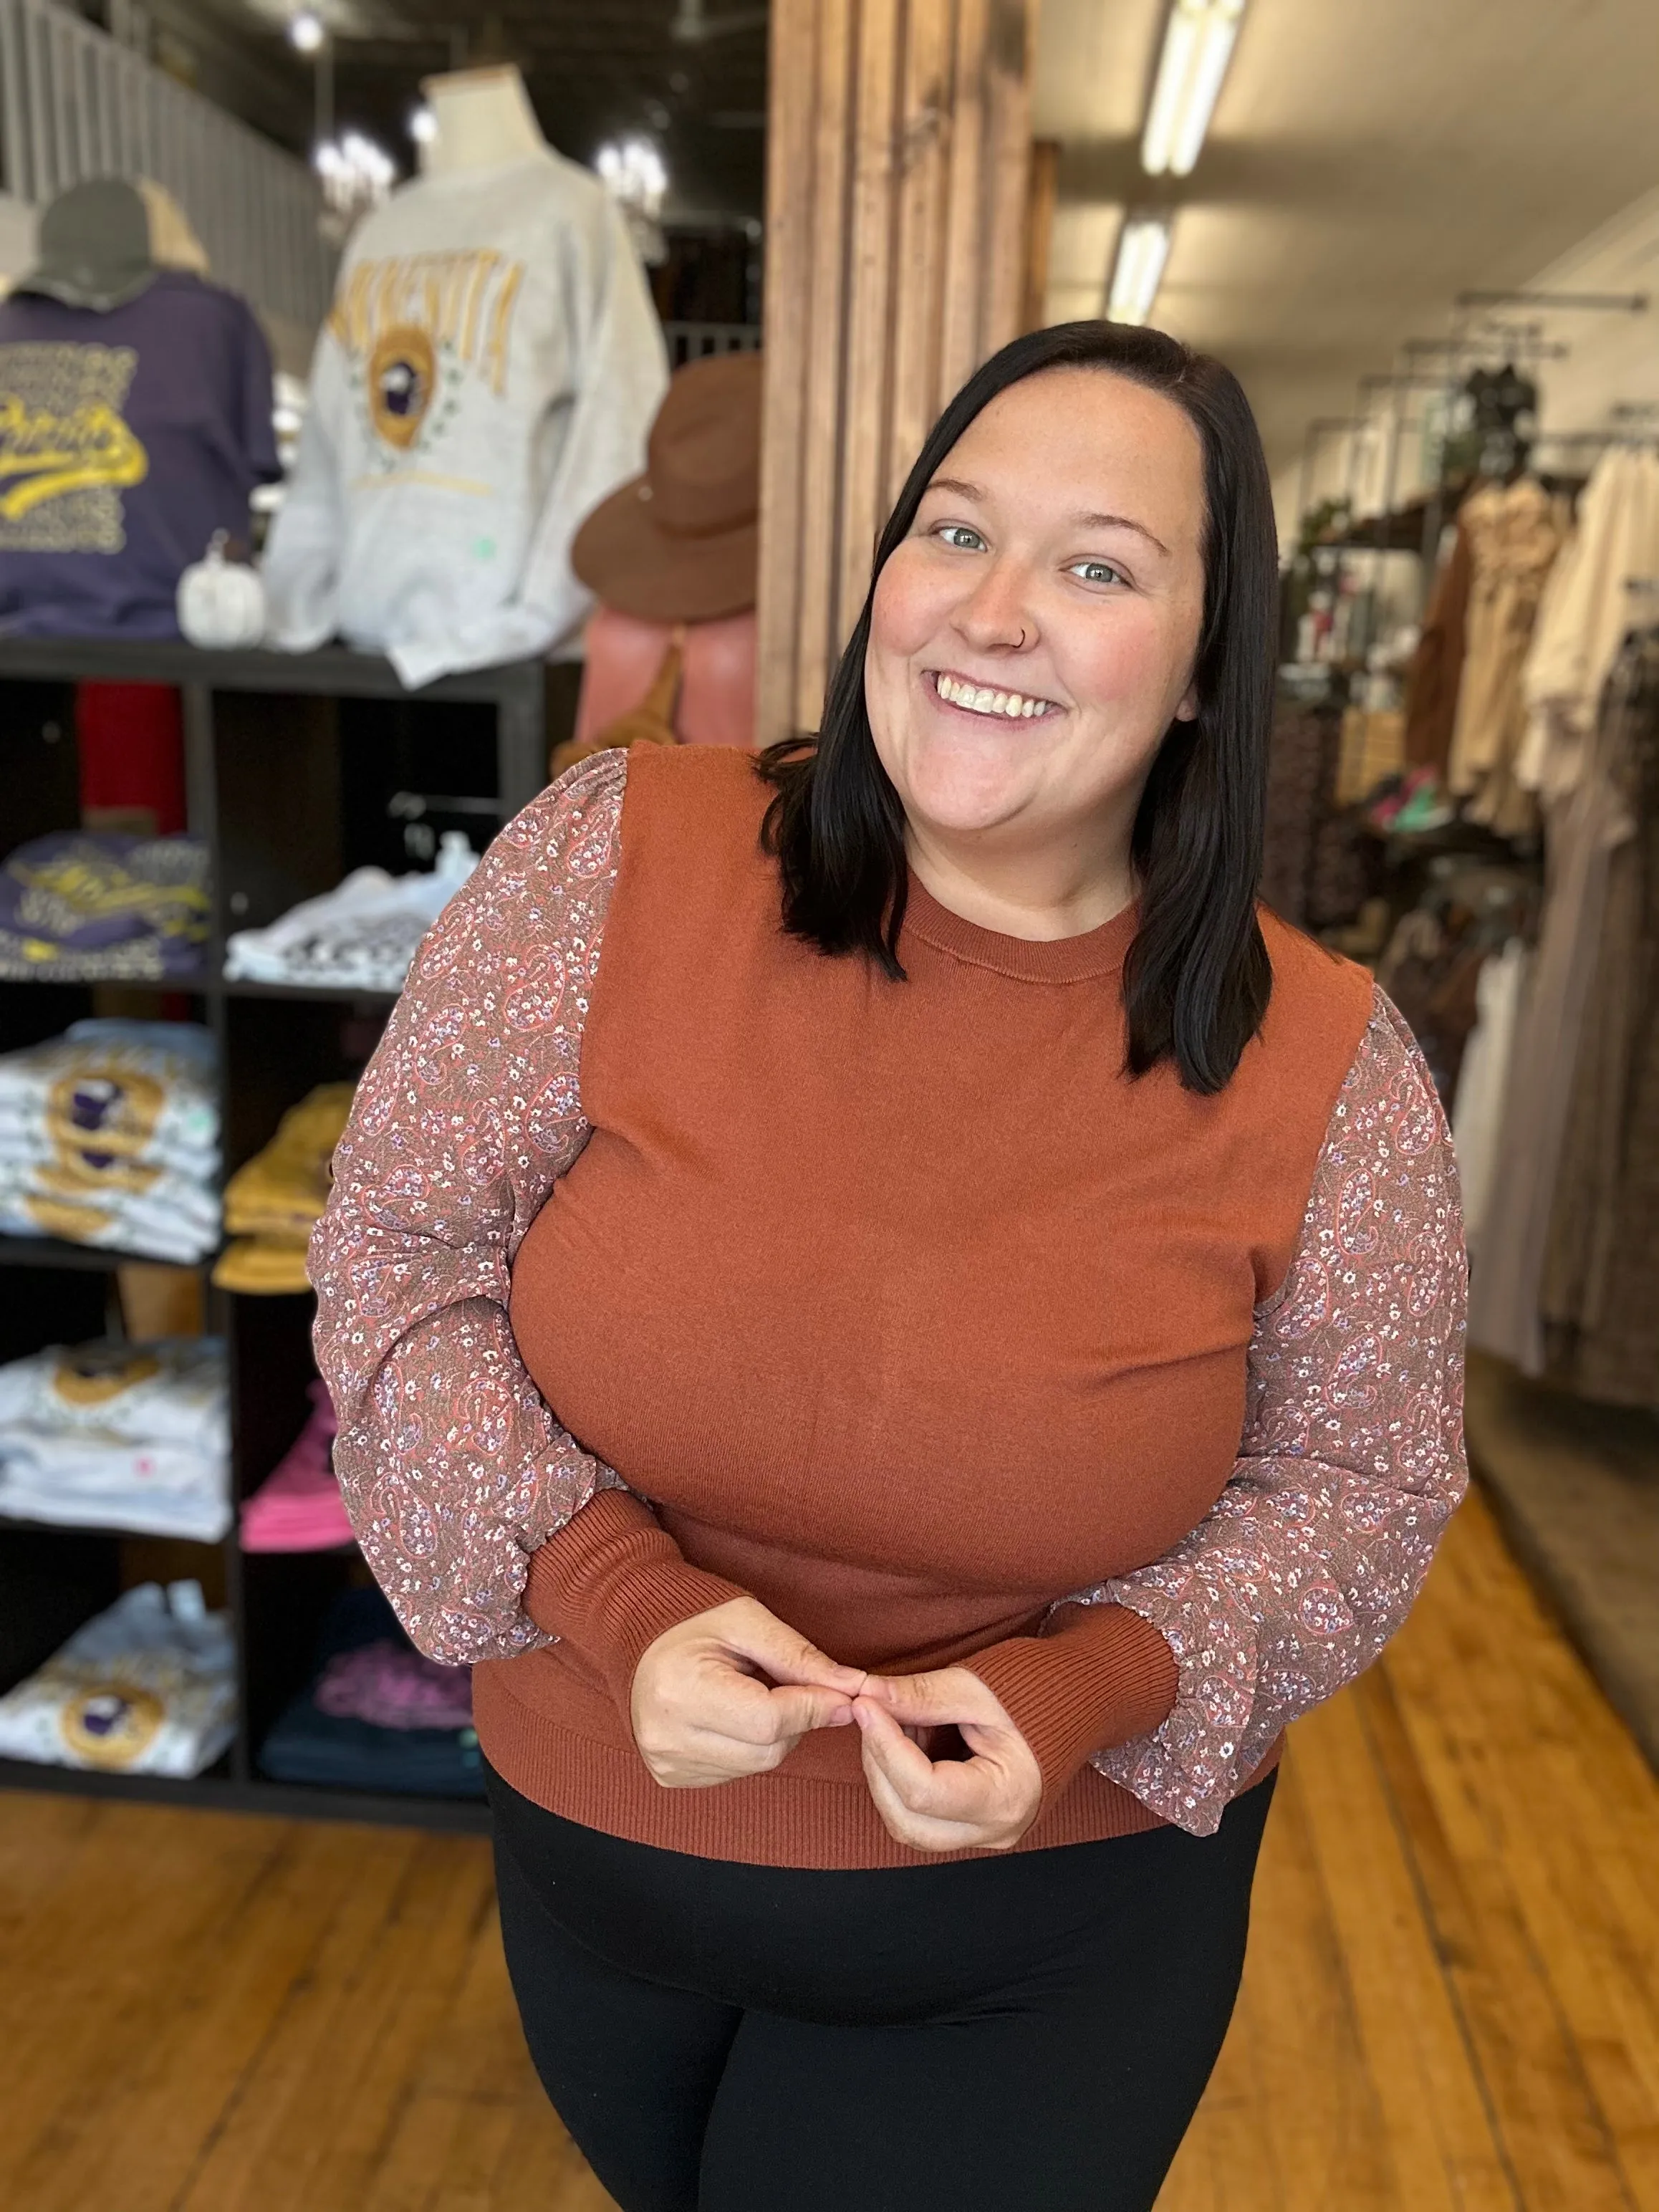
top-left (240, 1379), bottom-right (354, 1552)
top-left (313, 1640), bottom-right (473, 1731)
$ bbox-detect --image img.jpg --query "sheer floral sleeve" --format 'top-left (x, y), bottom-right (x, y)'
top-left (1069, 989), bottom-right (1468, 1837)
top-left (309, 751), bottom-right (631, 1665)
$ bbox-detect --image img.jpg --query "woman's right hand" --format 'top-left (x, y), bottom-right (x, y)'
top-left (630, 1597), bottom-right (870, 1788)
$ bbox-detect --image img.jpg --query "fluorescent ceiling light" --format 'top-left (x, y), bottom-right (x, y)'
top-left (1108, 213), bottom-right (1173, 326)
top-left (1142, 0), bottom-right (1245, 178)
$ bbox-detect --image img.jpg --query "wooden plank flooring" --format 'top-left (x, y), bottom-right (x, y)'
top-left (1, 1486), bottom-right (1656, 2211)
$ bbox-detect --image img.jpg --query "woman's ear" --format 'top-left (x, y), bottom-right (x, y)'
top-left (1173, 680), bottom-right (1200, 724)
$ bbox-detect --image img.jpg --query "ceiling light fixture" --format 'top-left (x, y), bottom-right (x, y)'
top-left (1107, 213), bottom-right (1173, 326)
top-left (1141, 0), bottom-right (1245, 178)
top-left (287, 8), bottom-right (325, 54)
top-left (314, 130), bottom-right (396, 220)
top-left (595, 136), bottom-right (669, 263)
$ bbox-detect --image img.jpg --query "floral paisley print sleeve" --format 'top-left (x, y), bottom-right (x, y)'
top-left (1074, 989), bottom-right (1468, 1837)
top-left (309, 751), bottom-right (630, 1666)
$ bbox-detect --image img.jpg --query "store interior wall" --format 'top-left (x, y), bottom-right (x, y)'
top-left (1032, 0), bottom-right (1659, 548)
top-left (1268, 185), bottom-right (1659, 547)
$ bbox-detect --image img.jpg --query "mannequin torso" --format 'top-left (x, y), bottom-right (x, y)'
top-left (419, 65), bottom-right (549, 177)
top-left (575, 608), bottom-right (759, 750)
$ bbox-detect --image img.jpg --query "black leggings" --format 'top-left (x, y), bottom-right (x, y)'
top-left (487, 1764), bottom-right (1275, 2212)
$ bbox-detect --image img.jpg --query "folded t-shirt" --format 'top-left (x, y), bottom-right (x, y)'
top-left (256, 1586), bottom-right (482, 1799)
top-left (0, 833), bottom-right (209, 981)
top-left (0, 1335), bottom-right (228, 1446)
top-left (0, 1581), bottom-right (235, 1776)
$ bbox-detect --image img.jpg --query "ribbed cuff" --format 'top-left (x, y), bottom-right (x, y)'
top-left (962, 1602), bottom-right (1179, 1812)
top-left (526, 1488), bottom-right (749, 1728)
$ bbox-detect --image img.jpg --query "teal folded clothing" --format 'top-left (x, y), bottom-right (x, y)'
top-left (256, 1587), bottom-right (483, 1799)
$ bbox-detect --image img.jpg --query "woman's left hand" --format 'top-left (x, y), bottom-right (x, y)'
top-left (852, 1666), bottom-right (1043, 1853)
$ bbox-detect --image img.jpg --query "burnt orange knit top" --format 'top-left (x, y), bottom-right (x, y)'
top-left (311, 744), bottom-right (1469, 1870)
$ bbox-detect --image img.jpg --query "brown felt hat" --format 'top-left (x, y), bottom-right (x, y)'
top-left (573, 349), bottom-right (761, 622)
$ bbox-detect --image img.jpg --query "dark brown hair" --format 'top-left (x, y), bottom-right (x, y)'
top-left (756, 319), bottom-right (1277, 1095)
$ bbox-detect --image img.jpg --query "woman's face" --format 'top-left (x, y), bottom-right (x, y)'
top-left (865, 367), bottom-right (1208, 869)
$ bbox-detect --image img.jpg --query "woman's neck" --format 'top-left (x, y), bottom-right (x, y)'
top-left (903, 822), bottom-right (1136, 943)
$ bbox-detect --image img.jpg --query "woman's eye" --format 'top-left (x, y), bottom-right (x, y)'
top-left (936, 524), bottom-right (986, 552)
top-left (1072, 559), bottom-right (1125, 587)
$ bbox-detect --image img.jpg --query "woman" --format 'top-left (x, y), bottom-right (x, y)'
top-left (311, 321), bottom-right (1466, 2212)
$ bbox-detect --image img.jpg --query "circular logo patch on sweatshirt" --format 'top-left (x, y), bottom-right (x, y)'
top-left (60, 1683), bottom-right (166, 1768)
top-left (369, 327), bottom-right (436, 451)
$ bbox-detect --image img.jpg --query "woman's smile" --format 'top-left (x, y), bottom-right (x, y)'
top-left (927, 668), bottom-right (1063, 720)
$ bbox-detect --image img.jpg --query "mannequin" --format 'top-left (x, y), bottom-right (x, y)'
top-left (419, 66), bottom-right (550, 177)
top-left (0, 178), bottom-right (276, 638)
top-left (571, 609), bottom-right (757, 752)
top-left (261, 64), bottom-right (668, 688)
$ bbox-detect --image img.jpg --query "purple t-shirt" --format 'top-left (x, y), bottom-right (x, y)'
top-left (0, 271), bottom-right (280, 639)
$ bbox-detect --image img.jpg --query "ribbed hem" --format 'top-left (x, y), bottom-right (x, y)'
top-left (473, 1658), bottom-right (1190, 1868)
top-left (526, 1489), bottom-right (749, 1724)
top-left (961, 1604), bottom-right (1179, 1812)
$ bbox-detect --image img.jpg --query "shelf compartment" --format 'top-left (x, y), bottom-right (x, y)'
top-left (0, 1234), bottom-right (213, 1272)
top-left (0, 1756), bottom-right (490, 1832)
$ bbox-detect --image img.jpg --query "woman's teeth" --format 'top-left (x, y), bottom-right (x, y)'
top-left (934, 673), bottom-right (1054, 720)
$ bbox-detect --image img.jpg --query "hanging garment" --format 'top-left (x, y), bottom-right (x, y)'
top-left (0, 271), bottom-right (278, 638)
top-left (0, 1020), bottom-right (219, 1261)
top-left (1520, 446), bottom-right (1659, 802)
top-left (1539, 627), bottom-right (1659, 1405)
top-left (262, 153), bottom-right (668, 689)
top-left (223, 838), bottom-right (475, 994)
top-left (1447, 478), bottom-right (1568, 837)
top-left (0, 1581), bottom-right (235, 1776)
top-left (1468, 639), bottom-right (1645, 1375)
top-left (1260, 693), bottom-right (1342, 927)
top-left (1451, 938), bottom-right (1529, 1253)
top-left (240, 1378), bottom-right (352, 1552)
top-left (76, 683), bottom-right (187, 834)
top-left (0, 832), bottom-right (209, 981)
top-left (1402, 517), bottom-right (1474, 776)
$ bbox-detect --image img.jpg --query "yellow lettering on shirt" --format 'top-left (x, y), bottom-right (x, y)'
top-left (0, 345), bottom-right (148, 551)
top-left (326, 247), bottom-right (525, 456)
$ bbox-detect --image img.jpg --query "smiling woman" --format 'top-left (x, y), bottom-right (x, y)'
top-left (310, 316), bottom-right (1468, 2212)
top-left (759, 322), bottom-right (1279, 1093)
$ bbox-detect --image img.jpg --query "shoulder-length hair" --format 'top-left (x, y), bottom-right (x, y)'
top-left (756, 319), bottom-right (1277, 1095)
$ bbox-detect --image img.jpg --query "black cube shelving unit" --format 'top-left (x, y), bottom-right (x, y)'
top-left (0, 637), bottom-right (550, 1834)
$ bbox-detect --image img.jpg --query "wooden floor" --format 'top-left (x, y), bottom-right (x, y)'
top-left (1, 1487), bottom-right (1657, 2212)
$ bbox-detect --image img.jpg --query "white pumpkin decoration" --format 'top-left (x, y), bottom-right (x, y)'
top-left (178, 531), bottom-right (266, 650)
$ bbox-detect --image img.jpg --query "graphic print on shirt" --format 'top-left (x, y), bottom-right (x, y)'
top-left (59, 1683), bottom-right (168, 1767)
top-left (24, 1065), bottom-right (168, 1241)
top-left (327, 250), bottom-right (526, 484)
top-left (0, 342), bottom-right (148, 551)
top-left (50, 1345), bottom-right (165, 1409)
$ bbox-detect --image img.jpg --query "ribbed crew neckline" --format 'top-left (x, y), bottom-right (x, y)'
top-left (901, 872), bottom-right (1138, 983)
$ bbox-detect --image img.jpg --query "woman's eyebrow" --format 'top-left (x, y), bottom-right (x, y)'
top-left (1073, 510), bottom-right (1171, 556)
top-left (923, 476), bottom-right (1171, 559)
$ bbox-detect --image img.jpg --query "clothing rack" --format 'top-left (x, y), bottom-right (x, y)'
top-left (0, 636), bottom-right (549, 1832)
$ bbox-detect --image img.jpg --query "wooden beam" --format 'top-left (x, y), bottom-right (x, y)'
top-left (755, 0), bottom-right (1036, 747)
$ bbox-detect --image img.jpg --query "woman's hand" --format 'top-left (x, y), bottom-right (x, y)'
top-left (852, 1665), bottom-right (1044, 1853)
top-left (630, 1596), bottom-right (870, 1788)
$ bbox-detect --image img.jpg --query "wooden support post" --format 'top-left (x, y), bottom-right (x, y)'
top-left (755, 0), bottom-right (1035, 747)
